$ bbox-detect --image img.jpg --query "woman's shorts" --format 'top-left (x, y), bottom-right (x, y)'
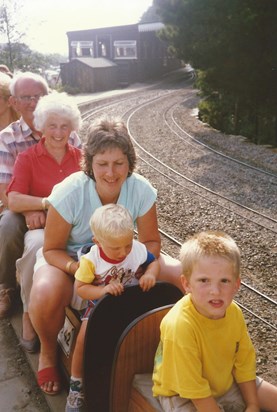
top-left (34, 247), bottom-right (87, 311)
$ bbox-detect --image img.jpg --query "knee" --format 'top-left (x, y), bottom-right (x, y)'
top-left (0, 211), bottom-right (26, 237)
top-left (29, 284), bottom-right (58, 321)
top-left (31, 277), bottom-right (52, 302)
top-left (158, 255), bottom-right (182, 277)
top-left (31, 271), bottom-right (73, 310)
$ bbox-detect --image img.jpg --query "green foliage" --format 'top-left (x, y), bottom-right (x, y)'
top-left (199, 93), bottom-right (277, 146)
top-left (154, 0), bottom-right (277, 146)
top-left (56, 84), bottom-right (81, 95)
top-left (0, 0), bottom-right (66, 73)
top-left (199, 95), bottom-right (234, 134)
top-left (0, 42), bottom-right (65, 73)
top-left (0, 0), bottom-right (24, 70)
top-left (140, 5), bottom-right (161, 23)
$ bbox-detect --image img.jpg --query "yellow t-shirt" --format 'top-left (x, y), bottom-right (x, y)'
top-left (152, 294), bottom-right (256, 399)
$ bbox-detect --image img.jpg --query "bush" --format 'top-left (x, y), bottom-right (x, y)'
top-left (55, 84), bottom-right (81, 95)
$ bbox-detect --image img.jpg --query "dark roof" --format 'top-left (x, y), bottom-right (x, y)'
top-left (72, 57), bottom-right (117, 68)
top-left (67, 23), bottom-right (138, 36)
top-left (66, 22), bottom-right (164, 37)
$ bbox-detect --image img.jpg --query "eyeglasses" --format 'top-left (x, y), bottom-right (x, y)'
top-left (16, 94), bottom-right (44, 103)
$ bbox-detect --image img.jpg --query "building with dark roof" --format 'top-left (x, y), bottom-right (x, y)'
top-left (61, 22), bottom-right (182, 92)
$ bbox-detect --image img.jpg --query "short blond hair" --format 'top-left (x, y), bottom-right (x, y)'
top-left (90, 204), bottom-right (134, 241)
top-left (180, 231), bottom-right (240, 279)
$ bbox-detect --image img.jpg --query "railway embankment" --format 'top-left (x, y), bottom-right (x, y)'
top-left (1, 69), bottom-right (276, 410)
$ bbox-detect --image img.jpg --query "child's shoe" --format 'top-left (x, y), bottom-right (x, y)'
top-left (65, 390), bottom-right (87, 412)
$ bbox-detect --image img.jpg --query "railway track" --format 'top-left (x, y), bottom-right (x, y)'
top-left (79, 71), bottom-right (277, 384)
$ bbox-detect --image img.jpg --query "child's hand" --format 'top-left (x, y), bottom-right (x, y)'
top-left (139, 273), bottom-right (156, 292)
top-left (104, 281), bottom-right (124, 296)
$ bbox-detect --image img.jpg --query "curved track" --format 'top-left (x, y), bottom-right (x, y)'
top-left (78, 70), bottom-right (277, 382)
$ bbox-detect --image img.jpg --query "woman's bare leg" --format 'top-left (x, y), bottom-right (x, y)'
top-left (158, 254), bottom-right (184, 293)
top-left (29, 264), bottom-right (73, 393)
top-left (22, 312), bottom-right (36, 341)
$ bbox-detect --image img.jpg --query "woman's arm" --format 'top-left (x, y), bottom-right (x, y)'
top-left (8, 191), bottom-right (45, 212)
top-left (136, 204), bottom-right (161, 258)
top-left (43, 206), bottom-right (79, 276)
top-left (8, 191), bottom-right (47, 229)
top-left (138, 205), bottom-right (182, 289)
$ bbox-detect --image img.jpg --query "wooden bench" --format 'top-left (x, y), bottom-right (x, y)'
top-left (110, 306), bottom-right (172, 412)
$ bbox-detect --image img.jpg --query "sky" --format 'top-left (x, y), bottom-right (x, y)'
top-left (19, 0), bottom-right (154, 55)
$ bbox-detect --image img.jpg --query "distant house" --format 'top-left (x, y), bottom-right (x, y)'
top-left (60, 58), bottom-right (118, 93)
top-left (60, 22), bottom-right (182, 93)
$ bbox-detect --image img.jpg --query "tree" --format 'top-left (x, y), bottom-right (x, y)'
top-left (0, 0), bottom-right (25, 70)
top-left (0, 0), bottom-right (65, 75)
top-left (140, 5), bottom-right (161, 23)
top-left (154, 0), bottom-right (277, 145)
top-left (0, 41), bottom-right (66, 75)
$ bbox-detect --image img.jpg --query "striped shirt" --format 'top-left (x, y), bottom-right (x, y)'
top-left (0, 117), bottom-right (82, 184)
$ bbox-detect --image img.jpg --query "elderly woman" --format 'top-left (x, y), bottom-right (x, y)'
top-left (0, 71), bottom-right (18, 131)
top-left (7, 92), bottom-right (82, 353)
top-left (29, 117), bottom-right (183, 396)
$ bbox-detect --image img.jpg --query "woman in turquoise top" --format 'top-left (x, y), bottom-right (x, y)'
top-left (29, 117), bottom-right (183, 397)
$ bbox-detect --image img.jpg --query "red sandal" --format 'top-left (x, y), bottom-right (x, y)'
top-left (37, 366), bottom-right (62, 396)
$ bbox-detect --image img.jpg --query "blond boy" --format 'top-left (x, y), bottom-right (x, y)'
top-left (66, 204), bottom-right (159, 412)
top-left (153, 231), bottom-right (277, 412)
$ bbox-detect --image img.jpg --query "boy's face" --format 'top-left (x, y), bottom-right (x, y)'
top-left (181, 256), bottom-right (240, 320)
top-left (94, 234), bottom-right (133, 262)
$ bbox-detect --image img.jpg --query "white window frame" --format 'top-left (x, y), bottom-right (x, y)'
top-left (71, 41), bottom-right (94, 57)
top-left (113, 40), bottom-right (137, 60)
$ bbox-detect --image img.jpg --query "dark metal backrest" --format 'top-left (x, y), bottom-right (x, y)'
top-left (83, 282), bottom-right (183, 411)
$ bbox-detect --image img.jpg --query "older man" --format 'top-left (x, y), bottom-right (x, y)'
top-left (0, 71), bottom-right (81, 317)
